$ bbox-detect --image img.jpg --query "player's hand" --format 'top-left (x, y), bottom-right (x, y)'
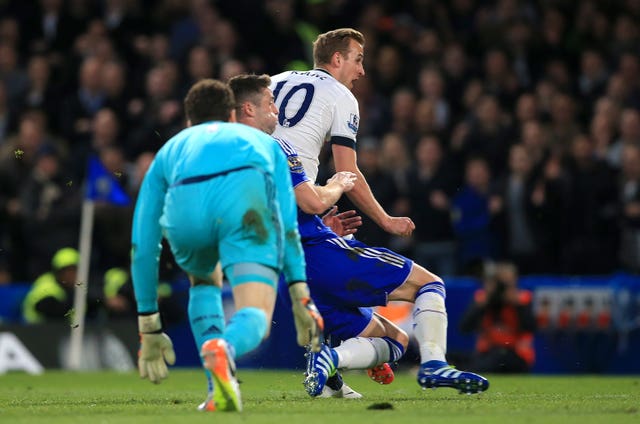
top-left (326, 171), bottom-right (357, 192)
top-left (322, 206), bottom-right (362, 237)
top-left (383, 216), bottom-right (415, 237)
top-left (288, 282), bottom-right (324, 352)
top-left (138, 312), bottom-right (176, 384)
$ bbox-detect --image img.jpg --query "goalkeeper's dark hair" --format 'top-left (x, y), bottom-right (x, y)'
top-left (184, 78), bottom-right (235, 125)
top-left (228, 74), bottom-right (272, 113)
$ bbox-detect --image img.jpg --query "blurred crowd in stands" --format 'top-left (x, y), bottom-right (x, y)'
top-left (2, 0), bottom-right (640, 287)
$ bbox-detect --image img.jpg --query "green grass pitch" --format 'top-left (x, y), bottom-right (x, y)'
top-left (1, 369), bottom-right (639, 423)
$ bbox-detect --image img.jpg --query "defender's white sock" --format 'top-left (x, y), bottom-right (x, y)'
top-left (413, 282), bottom-right (447, 364)
top-left (334, 337), bottom-right (391, 369)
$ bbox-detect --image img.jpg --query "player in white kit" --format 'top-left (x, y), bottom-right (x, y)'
top-left (271, 28), bottom-right (489, 396)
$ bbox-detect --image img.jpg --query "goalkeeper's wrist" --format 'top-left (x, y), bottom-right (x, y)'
top-left (138, 311), bottom-right (162, 333)
top-left (288, 281), bottom-right (310, 300)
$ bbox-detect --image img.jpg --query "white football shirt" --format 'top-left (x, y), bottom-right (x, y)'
top-left (270, 69), bottom-right (360, 182)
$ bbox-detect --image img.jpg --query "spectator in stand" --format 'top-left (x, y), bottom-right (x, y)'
top-left (378, 132), bottom-right (412, 192)
top-left (590, 109), bottom-right (618, 167)
top-left (616, 52), bottom-right (640, 110)
top-left (19, 145), bottom-right (81, 279)
top-left (218, 58), bottom-right (247, 83)
top-left (101, 60), bottom-right (132, 131)
top-left (451, 156), bottom-right (501, 275)
top-left (416, 66), bottom-right (450, 132)
top-left (0, 80), bottom-right (17, 143)
top-left (351, 75), bottom-right (390, 138)
top-left (546, 92), bottom-right (582, 156)
top-left (0, 41), bottom-right (28, 105)
top-left (16, 53), bottom-right (60, 131)
top-left (492, 144), bottom-right (554, 274)
top-left (69, 107), bottom-right (122, 178)
top-left (610, 14), bottom-right (640, 59)
top-left (59, 56), bottom-right (106, 147)
top-left (561, 133), bottom-right (619, 274)
top-left (520, 120), bottom-right (551, 172)
top-left (388, 87), bottom-right (418, 140)
top-left (126, 63), bottom-right (183, 158)
top-left (460, 94), bottom-right (513, 178)
top-left (98, 0), bottom-right (149, 64)
top-left (459, 261), bottom-right (536, 373)
top-left (482, 47), bottom-right (520, 109)
top-left (254, 0), bottom-right (315, 74)
top-left (337, 140), bottom-right (398, 249)
top-left (179, 44), bottom-right (214, 98)
top-left (22, 0), bottom-right (85, 62)
top-left (91, 108), bottom-right (122, 152)
top-left (577, 48), bottom-right (609, 115)
top-left (618, 143), bottom-right (640, 273)
top-left (0, 109), bottom-right (65, 164)
top-left (441, 41), bottom-right (475, 122)
top-left (370, 44), bottom-right (410, 98)
top-left (166, 0), bottom-right (222, 63)
top-left (608, 108), bottom-right (640, 169)
top-left (514, 93), bottom-right (541, 129)
top-left (406, 135), bottom-right (458, 276)
top-left (92, 145), bottom-right (133, 273)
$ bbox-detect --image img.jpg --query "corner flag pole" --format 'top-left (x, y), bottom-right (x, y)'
top-left (68, 198), bottom-right (95, 370)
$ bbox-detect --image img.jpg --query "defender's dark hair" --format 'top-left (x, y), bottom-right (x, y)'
top-left (228, 74), bottom-right (272, 112)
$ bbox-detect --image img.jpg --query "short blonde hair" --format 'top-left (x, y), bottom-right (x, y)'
top-left (313, 28), bottom-right (365, 67)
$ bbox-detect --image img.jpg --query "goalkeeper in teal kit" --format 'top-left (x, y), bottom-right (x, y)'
top-left (130, 79), bottom-right (323, 412)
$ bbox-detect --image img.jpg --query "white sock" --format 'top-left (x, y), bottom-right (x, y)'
top-left (413, 290), bottom-right (447, 364)
top-left (333, 337), bottom-right (390, 369)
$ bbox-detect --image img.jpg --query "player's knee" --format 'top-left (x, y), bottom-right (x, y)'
top-left (411, 263), bottom-right (444, 285)
top-left (188, 273), bottom-right (218, 287)
top-left (394, 328), bottom-right (410, 350)
top-left (391, 264), bottom-right (445, 301)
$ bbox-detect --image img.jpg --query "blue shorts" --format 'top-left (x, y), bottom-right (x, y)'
top-left (161, 168), bottom-right (282, 285)
top-left (304, 237), bottom-right (413, 341)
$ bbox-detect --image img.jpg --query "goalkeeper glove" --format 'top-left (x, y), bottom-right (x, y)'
top-left (138, 312), bottom-right (176, 384)
top-left (288, 282), bottom-right (324, 352)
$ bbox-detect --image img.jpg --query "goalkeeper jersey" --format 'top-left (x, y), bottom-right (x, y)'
top-left (131, 121), bottom-right (306, 313)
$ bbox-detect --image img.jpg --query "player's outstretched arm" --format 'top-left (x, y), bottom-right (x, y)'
top-left (137, 312), bottom-right (176, 384)
top-left (332, 144), bottom-right (415, 236)
top-left (295, 171), bottom-right (356, 215)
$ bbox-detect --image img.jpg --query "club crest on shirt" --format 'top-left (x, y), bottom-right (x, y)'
top-left (347, 113), bottom-right (359, 133)
top-left (288, 155), bottom-right (304, 173)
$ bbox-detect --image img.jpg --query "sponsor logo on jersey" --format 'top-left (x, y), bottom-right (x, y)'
top-left (347, 114), bottom-right (359, 133)
top-left (288, 155), bottom-right (304, 173)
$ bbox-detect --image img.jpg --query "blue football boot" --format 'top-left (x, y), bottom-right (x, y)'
top-left (417, 360), bottom-right (489, 394)
top-left (303, 344), bottom-right (338, 397)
